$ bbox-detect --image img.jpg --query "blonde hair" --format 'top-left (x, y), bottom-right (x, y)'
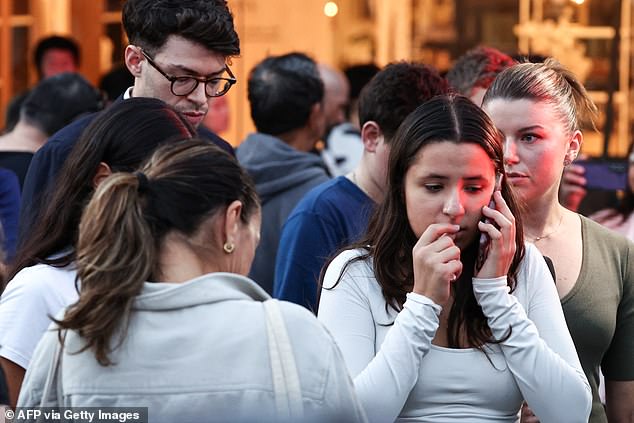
top-left (483, 58), bottom-right (598, 134)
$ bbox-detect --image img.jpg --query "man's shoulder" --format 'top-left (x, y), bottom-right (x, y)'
top-left (295, 177), bottom-right (348, 210)
top-left (285, 177), bottom-right (354, 226)
top-left (40, 113), bottom-right (98, 152)
top-left (197, 126), bottom-right (235, 156)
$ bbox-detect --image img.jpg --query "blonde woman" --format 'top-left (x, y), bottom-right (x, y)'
top-left (483, 59), bottom-right (634, 423)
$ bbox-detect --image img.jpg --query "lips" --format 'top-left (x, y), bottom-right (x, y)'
top-left (440, 229), bottom-right (463, 241)
top-left (183, 111), bottom-right (205, 126)
top-left (506, 171), bottom-right (529, 184)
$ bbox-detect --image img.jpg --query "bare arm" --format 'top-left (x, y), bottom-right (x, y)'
top-left (0, 357), bottom-right (25, 408)
top-left (606, 380), bottom-right (634, 423)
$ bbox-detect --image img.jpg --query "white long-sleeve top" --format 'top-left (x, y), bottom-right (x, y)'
top-left (318, 243), bottom-right (591, 423)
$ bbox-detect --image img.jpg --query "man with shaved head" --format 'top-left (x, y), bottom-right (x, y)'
top-left (318, 64), bottom-right (363, 176)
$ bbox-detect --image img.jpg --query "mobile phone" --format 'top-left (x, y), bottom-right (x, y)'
top-left (576, 159), bottom-right (628, 191)
top-left (475, 174), bottom-right (502, 272)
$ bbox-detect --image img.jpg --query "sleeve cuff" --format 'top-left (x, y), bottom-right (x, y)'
top-left (405, 292), bottom-right (442, 314)
top-left (472, 276), bottom-right (510, 293)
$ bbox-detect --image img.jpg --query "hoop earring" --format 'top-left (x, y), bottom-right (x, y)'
top-left (223, 242), bottom-right (235, 254)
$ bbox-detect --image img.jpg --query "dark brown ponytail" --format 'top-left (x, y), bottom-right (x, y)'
top-left (57, 139), bottom-right (259, 366)
top-left (58, 172), bottom-right (156, 365)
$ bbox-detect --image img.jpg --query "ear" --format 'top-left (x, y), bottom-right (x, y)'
top-left (124, 45), bottom-right (143, 77)
top-left (308, 102), bottom-right (326, 138)
top-left (223, 200), bottom-right (243, 244)
top-left (361, 121), bottom-right (383, 153)
top-left (565, 130), bottom-right (583, 163)
top-left (92, 162), bottom-right (113, 188)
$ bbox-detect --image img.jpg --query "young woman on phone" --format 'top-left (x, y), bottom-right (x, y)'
top-left (483, 59), bottom-right (634, 423)
top-left (318, 94), bottom-right (590, 423)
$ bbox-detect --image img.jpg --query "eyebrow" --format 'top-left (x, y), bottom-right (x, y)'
top-left (421, 174), bottom-right (487, 181)
top-left (518, 125), bottom-right (545, 132)
top-left (165, 63), bottom-right (227, 78)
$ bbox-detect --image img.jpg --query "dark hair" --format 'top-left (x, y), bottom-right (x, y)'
top-left (358, 61), bottom-right (450, 141)
top-left (57, 140), bottom-right (259, 365)
top-left (344, 63), bottom-right (380, 100)
top-left (122, 0), bottom-right (240, 57)
top-left (9, 98), bottom-right (195, 282)
top-left (483, 58), bottom-right (598, 134)
top-left (20, 73), bottom-right (104, 136)
top-left (247, 52), bottom-right (324, 135)
top-left (99, 65), bottom-right (134, 103)
top-left (446, 46), bottom-right (516, 97)
top-left (34, 36), bottom-right (80, 79)
top-left (3, 92), bottom-right (28, 133)
top-left (325, 94), bottom-right (525, 350)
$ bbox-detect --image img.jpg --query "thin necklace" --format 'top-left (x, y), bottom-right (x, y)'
top-left (529, 213), bottom-right (564, 242)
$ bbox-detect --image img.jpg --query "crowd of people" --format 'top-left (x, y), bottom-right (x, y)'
top-left (0, 0), bottom-right (631, 422)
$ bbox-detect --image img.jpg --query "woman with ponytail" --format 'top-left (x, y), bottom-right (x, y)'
top-left (0, 97), bottom-right (195, 406)
top-left (18, 140), bottom-right (364, 423)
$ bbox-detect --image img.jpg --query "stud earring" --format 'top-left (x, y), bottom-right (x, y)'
top-left (223, 242), bottom-right (235, 254)
top-left (563, 159), bottom-right (572, 166)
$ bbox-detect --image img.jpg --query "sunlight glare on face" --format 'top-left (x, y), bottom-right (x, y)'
top-left (404, 141), bottom-right (496, 249)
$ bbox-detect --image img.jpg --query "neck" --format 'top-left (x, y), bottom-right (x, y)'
top-left (157, 236), bottom-right (221, 283)
top-left (0, 122), bottom-right (48, 152)
top-left (348, 159), bottom-right (384, 203)
top-left (523, 194), bottom-right (568, 242)
top-left (277, 127), bottom-right (317, 152)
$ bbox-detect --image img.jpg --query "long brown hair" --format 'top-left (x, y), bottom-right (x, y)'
top-left (56, 140), bottom-right (259, 366)
top-left (9, 98), bottom-right (195, 284)
top-left (323, 94), bottom-right (525, 349)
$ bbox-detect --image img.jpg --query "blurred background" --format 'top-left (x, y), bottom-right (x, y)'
top-left (0, 0), bottom-right (631, 156)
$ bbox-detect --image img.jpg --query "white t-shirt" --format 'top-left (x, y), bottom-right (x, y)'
top-left (0, 263), bottom-right (78, 368)
top-left (318, 243), bottom-right (591, 423)
top-left (322, 123), bottom-right (363, 177)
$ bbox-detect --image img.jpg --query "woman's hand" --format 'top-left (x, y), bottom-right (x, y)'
top-left (559, 162), bottom-right (587, 212)
top-left (475, 191), bottom-right (516, 279)
top-left (412, 223), bottom-right (462, 305)
top-left (520, 402), bottom-right (540, 423)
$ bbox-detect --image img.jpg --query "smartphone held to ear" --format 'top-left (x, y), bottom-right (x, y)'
top-left (475, 174), bottom-right (502, 272)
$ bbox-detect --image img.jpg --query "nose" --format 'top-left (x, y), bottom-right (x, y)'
top-left (188, 81), bottom-right (208, 107)
top-left (442, 189), bottom-right (465, 220)
top-left (503, 137), bottom-right (519, 165)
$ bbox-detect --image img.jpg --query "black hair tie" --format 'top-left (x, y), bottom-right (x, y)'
top-left (135, 171), bottom-right (150, 193)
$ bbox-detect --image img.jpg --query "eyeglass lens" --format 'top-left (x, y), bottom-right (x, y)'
top-left (171, 77), bottom-right (232, 97)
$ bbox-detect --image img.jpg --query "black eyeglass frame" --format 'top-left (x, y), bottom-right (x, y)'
top-left (140, 49), bottom-right (236, 98)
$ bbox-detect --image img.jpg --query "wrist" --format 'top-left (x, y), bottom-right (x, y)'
top-left (406, 292), bottom-right (442, 314)
top-left (472, 276), bottom-right (510, 294)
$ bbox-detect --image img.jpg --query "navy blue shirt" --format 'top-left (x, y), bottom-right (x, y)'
top-left (0, 168), bottom-right (20, 261)
top-left (274, 176), bottom-right (374, 312)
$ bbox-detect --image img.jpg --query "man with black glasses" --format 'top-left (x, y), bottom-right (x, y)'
top-left (18, 0), bottom-right (240, 239)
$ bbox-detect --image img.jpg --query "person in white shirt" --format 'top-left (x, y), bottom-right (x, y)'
top-left (318, 94), bottom-right (591, 423)
top-left (0, 98), bottom-right (195, 407)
